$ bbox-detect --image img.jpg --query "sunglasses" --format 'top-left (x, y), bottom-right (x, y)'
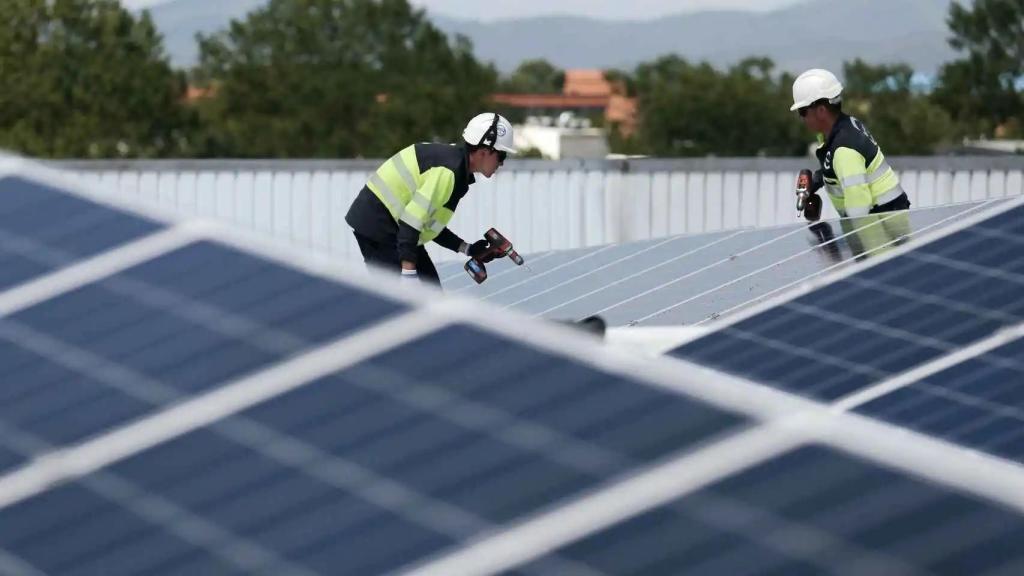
top-left (798, 106), bottom-right (811, 118)
top-left (496, 150), bottom-right (507, 164)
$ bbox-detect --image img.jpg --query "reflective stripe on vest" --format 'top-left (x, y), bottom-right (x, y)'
top-left (368, 172), bottom-right (406, 217)
top-left (366, 145), bottom-right (457, 244)
top-left (392, 151), bottom-right (419, 196)
top-left (411, 192), bottom-right (432, 214)
top-left (400, 210), bottom-right (425, 231)
top-left (367, 147), bottom-right (426, 224)
top-left (838, 161), bottom-right (892, 190)
top-left (873, 185), bottom-right (904, 207)
top-left (828, 162), bottom-right (900, 201)
top-left (406, 212), bottom-right (450, 236)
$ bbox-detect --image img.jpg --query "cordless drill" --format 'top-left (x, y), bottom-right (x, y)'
top-left (796, 168), bottom-right (822, 222)
top-left (464, 228), bottom-right (525, 284)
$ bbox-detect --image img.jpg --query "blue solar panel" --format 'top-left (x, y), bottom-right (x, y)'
top-left (0, 446), bottom-right (27, 477)
top-left (0, 323), bottom-right (748, 575)
top-left (670, 203), bottom-right (1024, 401)
top-left (3, 160), bottom-right (1023, 576)
top-left (0, 341), bottom-right (153, 447)
top-left (440, 203), bottom-right (983, 328)
top-left (518, 445), bottom-right (1024, 575)
top-left (0, 176), bottom-right (164, 290)
top-left (0, 240), bottom-right (409, 472)
top-left (857, 338), bottom-right (1024, 463)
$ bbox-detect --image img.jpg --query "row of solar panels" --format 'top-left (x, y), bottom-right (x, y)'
top-left (0, 157), bottom-right (1022, 575)
top-left (436, 202), bottom-right (999, 327)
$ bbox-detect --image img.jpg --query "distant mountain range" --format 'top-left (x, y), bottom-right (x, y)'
top-left (142, 0), bottom-right (960, 76)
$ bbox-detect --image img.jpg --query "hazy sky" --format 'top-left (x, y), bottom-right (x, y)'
top-left (122, 0), bottom-right (805, 20)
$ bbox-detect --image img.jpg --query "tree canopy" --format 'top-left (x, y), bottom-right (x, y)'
top-left (497, 59), bottom-right (565, 94)
top-left (0, 0), bottom-right (1019, 158)
top-left (192, 0), bottom-right (497, 157)
top-left (630, 56), bottom-right (805, 157)
top-left (842, 59), bottom-right (954, 154)
top-left (0, 0), bottom-right (192, 158)
top-left (932, 0), bottom-right (1024, 137)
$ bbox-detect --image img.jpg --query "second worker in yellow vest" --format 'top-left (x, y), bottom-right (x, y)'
top-left (791, 68), bottom-right (911, 218)
top-left (345, 113), bottom-right (517, 286)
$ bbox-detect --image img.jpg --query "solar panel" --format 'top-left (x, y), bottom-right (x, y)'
top-left (0, 241), bottom-right (408, 466)
top-left (403, 403), bottom-right (1024, 576)
top-left (670, 198), bottom-right (1024, 401)
top-left (439, 201), bottom-right (994, 327)
top-left (514, 445), bottom-right (1024, 576)
top-left (855, 333), bottom-right (1024, 463)
top-left (0, 164), bottom-right (410, 472)
top-left (0, 176), bottom-right (164, 291)
top-left (0, 322), bottom-right (749, 575)
top-left (2, 156), bottom-right (1024, 576)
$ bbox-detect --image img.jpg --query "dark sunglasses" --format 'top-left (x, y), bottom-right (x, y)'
top-left (798, 101), bottom-right (824, 118)
top-left (496, 150), bottom-right (507, 164)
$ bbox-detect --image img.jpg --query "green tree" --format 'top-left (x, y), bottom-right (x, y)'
top-left (498, 59), bottom-right (564, 93)
top-left (193, 0), bottom-right (497, 158)
top-left (932, 0), bottom-right (1024, 137)
top-left (842, 59), bottom-right (954, 154)
top-left (0, 0), bottom-right (193, 158)
top-left (631, 56), bottom-right (804, 157)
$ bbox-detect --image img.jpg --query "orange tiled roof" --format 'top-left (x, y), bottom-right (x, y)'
top-left (184, 85), bottom-right (216, 102)
top-left (563, 69), bottom-right (613, 97)
top-left (491, 93), bottom-right (610, 108)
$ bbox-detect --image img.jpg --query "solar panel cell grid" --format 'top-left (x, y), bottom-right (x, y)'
top-left (2, 158), bottom-right (1024, 576)
top-left (0, 240), bottom-right (409, 474)
top-left (0, 447), bottom-right (26, 478)
top-left (518, 446), bottom-right (1024, 576)
top-left (0, 322), bottom-right (748, 575)
top-left (441, 203), bottom-right (987, 327)
top-left (0, 176), bottom-right (164, 290)
top-left (857, 337), bottom-right (1024, 463)
top-left (671, 203), bottom-right (1024, 402)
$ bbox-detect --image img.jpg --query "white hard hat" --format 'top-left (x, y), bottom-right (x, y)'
top-left (790, 68), bottom-right (843, 111)
top-left (463, 113), bottom-right (517, 154)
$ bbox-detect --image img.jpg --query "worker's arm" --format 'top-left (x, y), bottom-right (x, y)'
top-left (396, 167), bottom-right (456, 270)
top-left (434, 228), bottom-right (467, 254)
top-left (396, 222), bottom-right (419, 271)
top-left (833, 147), bottom-right (873, 217)
top-left (435, 228), bottom-right (493, 260)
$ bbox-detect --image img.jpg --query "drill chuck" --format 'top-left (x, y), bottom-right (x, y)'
top-left (795, 169), bottom-right (812, 212)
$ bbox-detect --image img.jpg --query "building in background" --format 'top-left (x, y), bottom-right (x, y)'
top-left (492, 69), bottom-right (637, 159)
top-left (513, 113), bottom-right (609, 160)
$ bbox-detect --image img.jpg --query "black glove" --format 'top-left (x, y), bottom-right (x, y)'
top-left (467, 239), bottom-right (491, 259)
top-left (810, 169), bottom-right (824, 193)
top-left (803, 193), bottom-right (822, 222)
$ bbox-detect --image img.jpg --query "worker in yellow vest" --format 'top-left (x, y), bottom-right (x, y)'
top-left (345, 113), bottom-right (517, 286)
top-left (791, 69), bottom-right (911, 217)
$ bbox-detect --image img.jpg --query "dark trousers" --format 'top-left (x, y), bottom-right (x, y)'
top-left (870, 192), bottom-right (911, 214)
top-left (353, 232), bottom-right (441, 287)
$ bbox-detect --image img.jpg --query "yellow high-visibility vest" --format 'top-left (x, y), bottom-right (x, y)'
top-left (816, 115), bottom-right (905, 217)
top-left (366, 144), bottom-right (463, 245)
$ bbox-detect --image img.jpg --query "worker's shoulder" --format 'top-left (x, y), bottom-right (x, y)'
top-left (413, 142), bottom-right (464, 169)
top-left (831, 115), bottom-right (878, 156)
